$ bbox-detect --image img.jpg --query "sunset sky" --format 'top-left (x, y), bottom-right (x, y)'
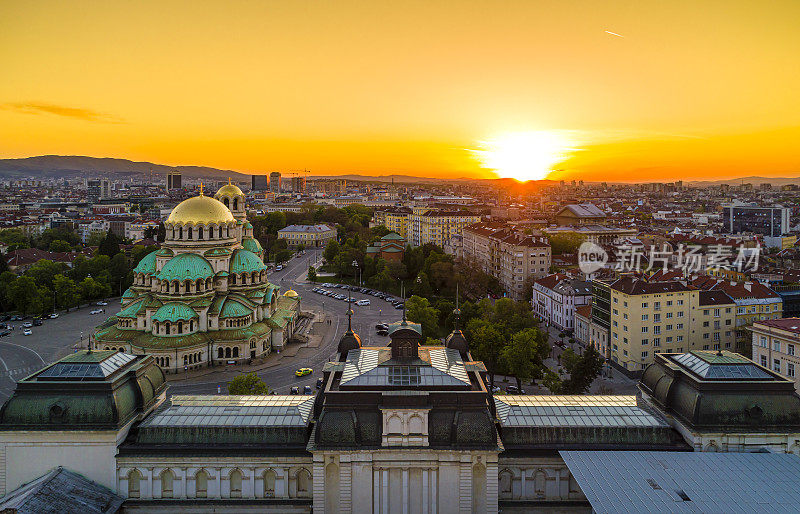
top-left (1, 0), bottom-right (799, 182)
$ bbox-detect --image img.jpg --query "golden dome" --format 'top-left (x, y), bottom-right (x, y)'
top-left (214, 178), bottom-right (244, 198)
top-left (166, 194), bottom-right (235, 226)
top-left (283, 289), bottom-right (300, 298)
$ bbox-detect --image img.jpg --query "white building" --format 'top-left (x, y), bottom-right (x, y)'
top-left (532, 274), bottom-right (592, 331)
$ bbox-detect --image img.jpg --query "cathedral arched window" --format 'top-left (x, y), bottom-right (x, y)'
top-left (160, 469), bottom-right (174, 498)
top-left (198, 226), bottom-right (204, 239)
top-left (128, 469), bottom-right (142, 498)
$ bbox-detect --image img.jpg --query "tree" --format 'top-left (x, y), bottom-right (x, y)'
top-left (48, 239), bottom-right (72, 252)
top-left (275, 249), bottom-right (293, 264)
top-left (78, 277), bottom-right (110, 302)
top-left (500, 328), bottom-right (550, 390)
top-left (411, 272), bottom-right (434, 298)
top-left (227, 372), bottom-right (270, 394)
top-left (560, 346), bottom-right (605, 394)
top-left (109, 253), bottom-right (130, 295)
top-left (86, 231), bottom-right (106, 247)
top-left (53, 274), bottom-right (80, 310)
top-left (467, 318), bottom-right (506, 387)
top-left (307, 266), bottom-right (317, 282)
top-left (26, 260), bottom-right (66, 288)
top-left (323, 240), bottom-right (340, 263)
top-left (0, 271), bottom-right (16, 311)
top-left (97, 230), bottom-right (122, 257)
top-left (546, 232), bottom-right (585, 255)
top-left (405, 295), bottom-right (441, 340)
top-left (7, 276), bottom-right (40, 315)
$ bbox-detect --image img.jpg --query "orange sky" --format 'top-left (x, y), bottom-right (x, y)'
top-left (1, 0), bottom-right (799, 182)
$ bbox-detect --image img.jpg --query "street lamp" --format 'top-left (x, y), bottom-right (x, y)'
top-left (352, 260), bottom-right (361, 286)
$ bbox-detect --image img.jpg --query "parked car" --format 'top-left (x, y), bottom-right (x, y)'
top-left (377, 329), bottom-right (389, 336)
top-left (290, 386), bottom-right (300, 395)
top-left (22, 322), bottom-right (33, 328)
top-left (0, 331), bottom-right (9, 337)
top-left (394, 303), bottom-right (404, 310)
top-left (356, 299), bottom-right (370, 306)
top-left (90, 309), bottom-right (104, 315)
top-left (23, 329), bottom-right (32, 336)
top-left (96, 301), bottom-right (108, 306)
top-left (375, 323), bottom-right (389, 330)
top-left (303, 385), bottom-right (313, 394)
top-left (295, 367), bottom-right (312, 377)
top-left (275, 265), bottom-right (283, 271)
top-left (33, 319), bottom-right (43, 326)
top-left (316, 377), bottom-right (324, 389)
top-left (505, 385), bottom-right (525, 394)
top-left (48, 313), bottom-right (59, 319)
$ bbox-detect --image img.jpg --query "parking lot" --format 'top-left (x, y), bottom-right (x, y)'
top-left (0, 302), bottom-right (117, 402)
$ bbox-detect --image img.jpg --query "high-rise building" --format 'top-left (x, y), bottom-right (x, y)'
top-left (100, 179), bottom-right (111, 200)
top-left (269, 172), bottom-right (281, 193)
top-left (251, 174), bottom-right (268, 191)
top-left (86, 179), bottom-right (101, 204)
top-left (291, 176), bottom-right (306, 193)
top-left (166, 170), bottom-right (182, 191)
top-left (722, 204), bottom-right (790, 237)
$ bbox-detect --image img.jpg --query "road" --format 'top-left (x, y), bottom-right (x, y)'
top-left (0, 304), bottom-right (113, 402)
top-left (167, 247), bottom-right (407, 396)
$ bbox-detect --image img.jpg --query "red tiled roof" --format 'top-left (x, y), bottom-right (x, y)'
top-left (575, 305), bottom-right (592, 319)
top-left (611, 276), bottom-right (697, 295)
top-left (754, 318), bottom-right (800, 334)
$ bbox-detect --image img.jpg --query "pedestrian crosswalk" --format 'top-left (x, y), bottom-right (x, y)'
top-left (1, 365), bottom-right (42, 380)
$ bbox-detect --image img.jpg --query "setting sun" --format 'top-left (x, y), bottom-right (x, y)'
top-left (470, 131), bottom-right (576, 182)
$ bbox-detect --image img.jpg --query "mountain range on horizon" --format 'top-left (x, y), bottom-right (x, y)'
top-left (0, 155), bottom-right (798, 187)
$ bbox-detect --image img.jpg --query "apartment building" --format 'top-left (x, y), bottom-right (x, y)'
top-left (691, 276), bottom-right (783, 353)
top-left (607, 277), bottom-right (736, 375)
top-left (462, 223), bottom-right (552, 300)
top-left (532, 273), bottom-right (592, 330)
top-left (752, 318), bottom-right (800, 392)
top-left (371, 207), bottom-right (480, 248)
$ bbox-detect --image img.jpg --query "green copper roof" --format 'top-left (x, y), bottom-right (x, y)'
top-left (230, 249), bottom-right (266, 274)
top-left (152, 303), bottom-right (199, 322)
top-left (381, 232), bottom-right (404, 240)
top-left (133, 250), bottom-right (158, 274)
top-left (157, 253), bottom-right (214, 282)
top-left (241, 237), bottom-right (263, 254)
top-left (244, 221), bottom-right (253, 229)
top-left (220, 299), bottom-right (251, 318)
top-left (94, 319), bottom-right (273, 348)
top-left (204, 247), bottom-right (233, 257)
top-left (155, 248), bottom-right (174, 257)
top-left (388, 320), bottom-right (422, 336)
top-left (122, 288), bottom-right (137, 299)
top-left (118, 299), bottom-right (146, 319)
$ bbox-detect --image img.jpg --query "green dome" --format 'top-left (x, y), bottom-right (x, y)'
top-left (157, 253), bottom-right (214, 282)
top-left (204, 247), bottom-right (232, 257)
top-left (122, 288), bottom-right (137, 299)
top-left (241, 237), bottom-right (263, 254)
top-left (244, 221), bottom-right (253, 229)
top-left (155, 248), bottom-right (174, 257)
top-left (118, 298), bottom-right (145, 319)
top-left (152, 302), bottom-right (199, 322)
top-left (220, 299), bottom-right (252, 318)
top-left (133, 250), bottom-right (158, 274)
top-left (230, 249), bottom-right (266, 274)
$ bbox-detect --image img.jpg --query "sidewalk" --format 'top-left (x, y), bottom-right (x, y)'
top-left (165, 309), bottom-right (330, 383)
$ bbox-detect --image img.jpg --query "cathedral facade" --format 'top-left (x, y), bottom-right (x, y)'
top-left (91, 182), bottom-right (300, 373)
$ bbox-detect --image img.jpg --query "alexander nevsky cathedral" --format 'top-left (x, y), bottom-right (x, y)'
top-left (91, 181), bottom-right (300, 370)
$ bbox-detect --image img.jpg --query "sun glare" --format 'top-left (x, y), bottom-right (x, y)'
top-left (471, 131), bottom-right (575, 182)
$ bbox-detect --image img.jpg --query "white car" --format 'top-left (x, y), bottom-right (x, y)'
top-left (90, 309), bottom-right (104, 315)
top-left (96, 301), bottom-right (108, 306)
top-left (275, 265), bottom-right (283, 271)
top-left (21, 322), bottom-right (33, 328)
top-left (23, 329), bottom-right (32, 336)
top-left (49, 313), bottom-right (59, 319)
top-left (356, 299), bottom-right (371, 306)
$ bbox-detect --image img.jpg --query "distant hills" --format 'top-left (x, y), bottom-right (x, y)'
top-left (0, 155), bottom-right (250, 181)
top-left (0, 155), bottom-right (798, 186)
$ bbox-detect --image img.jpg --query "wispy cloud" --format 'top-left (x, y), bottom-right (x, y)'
top-left (0, 102), bottom-right (122, 123)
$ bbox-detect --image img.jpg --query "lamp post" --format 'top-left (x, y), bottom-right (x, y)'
top-left (352, 260), bottom-right (361, 286)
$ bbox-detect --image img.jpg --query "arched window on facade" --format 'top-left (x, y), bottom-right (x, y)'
top-left (229, 469), bottom-right (243, 498)
top-left (223, 198), bottom-right (230, 208)
top-left (128, 469), bottom-right (142, 498)
top-left (218, 348), bottom-right (224, 359)
top-left (187, 226), bottom-right (193, 240)
top-left (160, 469), bottom-right (174, 498)
top-left (165, 322), bottom-right (171, 335)
top-left (233, 198), bottom-right (239, 211)
top-left (263, 469), bottom-right (276, 498)
top-left (177, 322), bottom-right (183, 334)
top-left (195, 469), bottom-right (209, 498)
top-left (296, 469), bottom-right (311, 498)
top-left (179, 226), bottom-right (183, 239)
top-left (198, 226), bottom-right (204, 239)
top-left (233, 347), bottom-right (239, 358)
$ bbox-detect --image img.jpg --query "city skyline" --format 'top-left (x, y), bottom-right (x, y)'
top-left (1, 1), bottom-right (799, 182)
